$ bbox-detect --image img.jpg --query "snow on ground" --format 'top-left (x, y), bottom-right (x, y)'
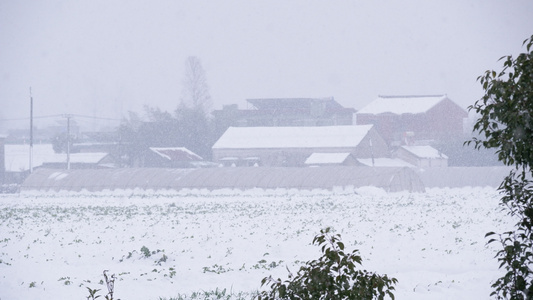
top-left (0, 187), bottom-right (513, 299)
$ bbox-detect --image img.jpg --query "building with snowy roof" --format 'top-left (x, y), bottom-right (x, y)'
top-left (213, 97), bottom-right (356, 134)
top-left (356, 157), bottom-right (416, 168)
top-left (396, 145), bottom-right (448, 168)
top-left (304, 152), bottom-right (359, 167)
top-left (2, 143), bottom-right (116, 184)
top-left (356, 95), bottom-right (468, 145)
top-left (212, 125), bottom-right (389, 167)
top-left (3, 144), bottom-right (56, 183)
top-left (41, 152), bottom-right (113, 169)
top-left (143, 147), bottom-right (217, 168)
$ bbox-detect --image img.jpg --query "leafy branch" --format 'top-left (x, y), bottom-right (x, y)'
top-left (256, 227), bottom-right (397, 300)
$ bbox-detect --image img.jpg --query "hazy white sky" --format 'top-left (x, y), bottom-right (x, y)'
top-left (1, 0), bottom-right (532, 131)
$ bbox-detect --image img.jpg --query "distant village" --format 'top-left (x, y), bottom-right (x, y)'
top-left (1, 95), bottom-right (502, 191)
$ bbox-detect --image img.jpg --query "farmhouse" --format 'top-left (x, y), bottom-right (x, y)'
top-left (304, 153), bottom-right (359, 167)
top-left (142, 147), bottom-right (216, 168)
top-left (2, 143), bottom-right (116, 184)
top-left (356, 157), bottom-right (416, 168)
top-left (3, 144), bottom-right (56, 183)
top-left (212, 125), bottom-right (389, 167)
top-left (396, 145), bottom-right (448, 168)
top-left (41, 152), bottom-right (114, 169)
top-left (213, 97), bottom-right (356, 130)
top-left (356, 95), bottom-right (468, 145)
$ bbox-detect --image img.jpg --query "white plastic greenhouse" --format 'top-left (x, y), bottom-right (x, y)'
top-left (20, 166), bottom-right (426, 193)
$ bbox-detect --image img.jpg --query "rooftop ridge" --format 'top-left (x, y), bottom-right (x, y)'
top-left (247, 97), bottom-right (335, 101)
top-left (377, 94), bottom-right (446, 99)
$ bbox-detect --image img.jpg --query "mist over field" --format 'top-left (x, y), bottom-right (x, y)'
top-left (1, 1), bottom-right (533, 129)
top-left (1, 2), bottom-right (533, 299)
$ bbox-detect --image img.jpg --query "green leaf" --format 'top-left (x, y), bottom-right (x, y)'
top-left (338, 242), bottom-right (345, 251)
top-left (485, 232), bottom-right (497, 237)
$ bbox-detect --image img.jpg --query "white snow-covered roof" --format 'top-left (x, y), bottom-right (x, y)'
top-left (150, 147), bottom-right (203, 161)
top-left (305, 153), bottom-right (351, 165)
top-left (45, 152), bottom-right (109, 164)
top-left (357, 95), bottom-right (447, 115)
top-left (213, 125), bottom-right (374, 149)
top-left (4, 144), bottom-right (109, 172)
top-left (357, 158), bottom-right (416, 168)
top-left (401, 145), bottom-right (448, 159)
top-left (4, 144), bottom-right (56, 172)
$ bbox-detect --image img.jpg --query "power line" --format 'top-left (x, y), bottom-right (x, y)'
top-left (70, 114), bottom-right (122, 121)
top-left (0, 114), bottom-right (121, 122)
top-left (0, 114), bottom-right (63, 121)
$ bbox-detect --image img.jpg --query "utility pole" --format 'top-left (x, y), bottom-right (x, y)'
top-left (29, 88), bottom-right (34, 173)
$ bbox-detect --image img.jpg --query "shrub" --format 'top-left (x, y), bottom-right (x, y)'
top-left (468, 34), bottom-right (533, 299)
top-left (256, 227), bottom-right (397, 300)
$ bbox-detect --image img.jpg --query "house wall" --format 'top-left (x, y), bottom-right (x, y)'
top-left (98, 154), bottom-right (119, 168)
top-left (143, 152), bottom-right (171, 168)
top-left (356, 98), bottom-right (467, 145)
top-left (396, 148), bottom-right (448, 168)
top-left (396, 148), bottom-right (419, 167)
top-left (213, 147), bottom-right (360, 167)
top-left (434, 158), bottom-right (448, 168)
top-left (342, 155), bottom-right (359, 166)
top-left (226, 112), bottom-right (354, 127)
top-left (417, 157), bottom-right (448, 168)
top-left (355, 128), bottom-right (390, 158)
top-left (213, 100), bottom-right (355, 130)
top-left (424, 99), bottom-right (467, 141)
top-left (398, 114), bottom-right (429, 140)
top-left (356, 114), bottom-right (399, 144)
top-left (213, 129), bottom-right (390, 167)
top-left (306, 155), bottom-right (360, 167)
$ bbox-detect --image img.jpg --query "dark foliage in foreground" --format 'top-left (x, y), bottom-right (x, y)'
top-left (468, 34), bottom-right (533, 299)
top-left (256, 227), bottom-right (397, 300)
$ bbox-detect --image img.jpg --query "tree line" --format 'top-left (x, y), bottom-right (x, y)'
top-left (52, 56), bottom-right (226, 166)
top-left (116, 103), bottom-right (216, 166)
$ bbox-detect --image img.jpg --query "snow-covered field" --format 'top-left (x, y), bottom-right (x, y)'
top-left (0, 187), bottom-right (513, 299)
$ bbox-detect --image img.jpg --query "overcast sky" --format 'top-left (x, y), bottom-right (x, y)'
top-left (1, 0), bottom-right (532, 131)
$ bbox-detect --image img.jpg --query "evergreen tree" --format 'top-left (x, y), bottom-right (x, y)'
top-left (468, 35), bottom-right (533, 299)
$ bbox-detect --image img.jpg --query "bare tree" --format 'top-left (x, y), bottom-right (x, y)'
top-left (180, 56), bottom-right (212, 112)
